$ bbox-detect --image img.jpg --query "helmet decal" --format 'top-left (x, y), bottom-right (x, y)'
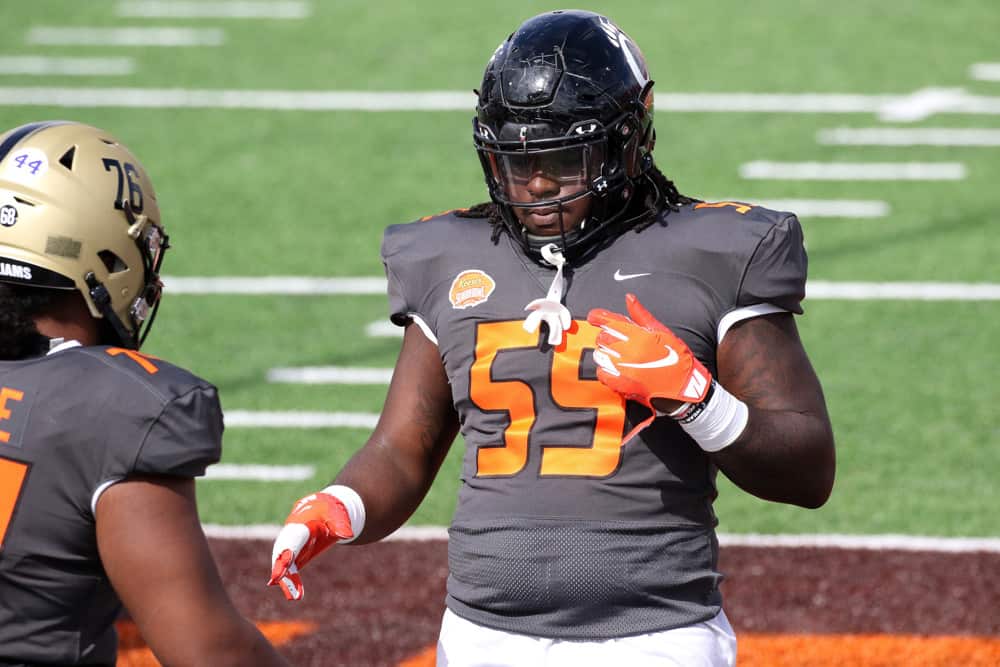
top-left (0, 121), bottom-right (168, 349)
top-left (0, 203), bottom-right (17, 228)
top-left (598, 16), bottom-right (648, 87)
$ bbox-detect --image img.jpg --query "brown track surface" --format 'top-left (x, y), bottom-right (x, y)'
top-left (118, 539), bottom-right (1000, 666)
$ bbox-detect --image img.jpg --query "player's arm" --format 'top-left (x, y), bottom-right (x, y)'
top-left (268, 322), bottom-right (459, 599)
top-left (335, 321), bottom-right (459, 541)
top-left (96, 475), bottom-right (290, 667)
top-left (707, 312), bottom-right (835, 508)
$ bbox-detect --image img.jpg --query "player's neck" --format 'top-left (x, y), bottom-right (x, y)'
top-left (33, 294), bottom-right (100, 347)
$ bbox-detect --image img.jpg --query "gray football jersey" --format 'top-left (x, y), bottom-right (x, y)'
top-left (381, 201), bottom-right (807, 639)
top-left (0, 345), bottom-right (222, 666)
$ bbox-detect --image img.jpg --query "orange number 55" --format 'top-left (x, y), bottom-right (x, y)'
top-left (470, 320), bottom-right (627, 478)
top-left (0, 456), bottom-right (30, 551)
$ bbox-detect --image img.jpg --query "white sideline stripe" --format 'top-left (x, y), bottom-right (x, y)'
top-left (713, 198), bottom-right (890, 218)
top-left (25, 27), bottom-right (225, 47)
top-left (161, 276), bottom-right (1000, 301)
top-left (200, 525), bottom-right (1000, 552)
top-left (1, 87), bottom-right (1000, 118)
top-left (224, 410), bottom-right (379, 429)
top-left (117, 1), bottom-right (310, 19)
top-left (818, 127), bottom-right (1000, 147)
top-left (807, 281), bottom-right (1000, 301)
top-left (268, 366), bottom-right (393, 384)
top-left (721, 533), bottom-right (1000, 552)
top-left (970, 63), bottom-right (1000, 82)
top-left (204, 464), bottom-right (315, 481)
top-left (366, 320), bottom-right (402, 338)
top-left (0, 56), bottom-right (135, 76)
top-left (740, 161), bottom-right (966, 181)
top-left (162, 276), bottom-right (386, 294)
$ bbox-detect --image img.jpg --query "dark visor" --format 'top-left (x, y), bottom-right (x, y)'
top-left (483, 142), bottom-right (606, 205)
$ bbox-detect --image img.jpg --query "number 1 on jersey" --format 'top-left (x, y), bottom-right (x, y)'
top-left (0, 457), bottom-right (30, 551)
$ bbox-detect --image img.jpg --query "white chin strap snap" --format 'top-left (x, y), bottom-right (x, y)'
top-left (523, 243), bottom-right (572, 346)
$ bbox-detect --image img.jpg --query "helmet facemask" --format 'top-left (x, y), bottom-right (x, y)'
top-left (86, 200), bottom-right (169, 349)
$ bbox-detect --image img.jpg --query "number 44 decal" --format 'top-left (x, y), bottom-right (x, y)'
top-left (470, 320), bottom-right (628, 478)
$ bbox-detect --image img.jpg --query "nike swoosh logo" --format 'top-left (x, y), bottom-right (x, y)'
top-left (619, 345), bottom-right (680, 369)
top-left (614, 269), bottom-right (652, 281)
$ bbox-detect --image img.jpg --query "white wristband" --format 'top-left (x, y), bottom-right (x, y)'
top-left (320, 485), bottom-right (366, 543)
top-left (676, 381), bottom-right (748, 452)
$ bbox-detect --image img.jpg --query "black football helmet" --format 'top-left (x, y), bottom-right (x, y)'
top-left (474, 10), bottom-right (656, 259)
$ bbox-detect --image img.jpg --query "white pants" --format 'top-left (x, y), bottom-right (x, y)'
top-left (436, 608), bottom-right (737, 667)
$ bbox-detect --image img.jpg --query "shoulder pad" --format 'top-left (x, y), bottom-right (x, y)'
top-left (688, 200), bottom-right (792, 225)
top-left (71, 345), bottom-right (214, 404)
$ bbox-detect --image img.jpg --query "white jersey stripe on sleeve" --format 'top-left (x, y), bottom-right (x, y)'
top-left (717, 303), bottom-right (788, 343)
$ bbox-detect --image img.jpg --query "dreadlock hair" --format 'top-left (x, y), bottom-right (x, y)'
top-left (454, 164), bottom-right (701, 243)
top-left (0, 283), bottom-right (57, 360)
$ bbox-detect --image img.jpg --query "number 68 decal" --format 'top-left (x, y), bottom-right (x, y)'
top-left (470, 320), bottom-right (628, 478)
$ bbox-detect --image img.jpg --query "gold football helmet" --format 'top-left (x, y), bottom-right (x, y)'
top-left (0, 121), bottom-right (168, 349)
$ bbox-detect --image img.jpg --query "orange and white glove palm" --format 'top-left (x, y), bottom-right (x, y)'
top-left (587, 293), bottom-right (712, 440)
top-left (267, 490), bottom-right (353, 601)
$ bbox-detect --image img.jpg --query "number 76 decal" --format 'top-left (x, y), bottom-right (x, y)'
top-left (470, 320), bottom-right (627, 478)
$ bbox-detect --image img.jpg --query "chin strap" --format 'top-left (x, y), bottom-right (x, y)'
top-left (522, 243), bottom-right (572, 346)
top-left (85, 272), bottom-right (136, 349)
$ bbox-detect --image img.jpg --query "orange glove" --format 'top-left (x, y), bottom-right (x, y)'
top-left (268, 491), bottom-right (353, 601)
top-left (587, 293), bottom-right (712, 441)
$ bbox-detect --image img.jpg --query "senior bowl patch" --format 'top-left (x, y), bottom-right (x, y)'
top-left (449, 269), bottom-right (496, 309)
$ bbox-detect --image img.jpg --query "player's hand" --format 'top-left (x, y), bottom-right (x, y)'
top-left (587, 293), bottom-right (712, 412)
top-left (268, 491), bottom-right (353, 601)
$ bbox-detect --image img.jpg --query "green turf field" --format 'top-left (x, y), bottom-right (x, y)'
top-left (2, 1), bottom-right (997, 536)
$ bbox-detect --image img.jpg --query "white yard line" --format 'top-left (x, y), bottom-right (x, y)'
top-left (0, 56), bottom-right (135, 76)
top-left (716, 198), bottom-right (890, 218)
top-left (25, 27), bottom-right (225, 47)
top-left (163, 276), bottom-right (386, 294)
top-left (162, 276), bottom-right (1000, 301)
top-left (204, 464), bottom-right (315, 481)
top-left (200, 524), bottom-right (1000, 552)
top-left (117, 0), bottom-right (310, 18)
top-left (875, 87), bottom-right (970, 122)
top-left (1, 87), bottom-right (1000, 118)
top-left (224, 410), bottom-right (379, 429)
top-left (817, 127), bottom-right (1000, 146)
top-left (807, 281), bottom-right (1000, 301)
top-left (268, 366), bottom-right (393, 384)
top-left (0, 87), bottom-right (469, 109)
top-left (740, 161), bottom-right (966, 181)
top-left (366, 320), bottom-right (402, 338)
top-left (970, 62), bottom-right (1000, 82)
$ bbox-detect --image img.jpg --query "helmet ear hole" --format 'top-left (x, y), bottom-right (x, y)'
top-left (98, 250), bottom-right (128, 274)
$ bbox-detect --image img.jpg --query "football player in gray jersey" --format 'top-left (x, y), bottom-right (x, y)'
top-left (0, 122), bottom-right (289, 667)
top-left (270, 10), bottom-right (835, 666)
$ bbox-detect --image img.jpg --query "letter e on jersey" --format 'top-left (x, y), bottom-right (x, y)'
top-left (0, 387), bottom-right (25, 446)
